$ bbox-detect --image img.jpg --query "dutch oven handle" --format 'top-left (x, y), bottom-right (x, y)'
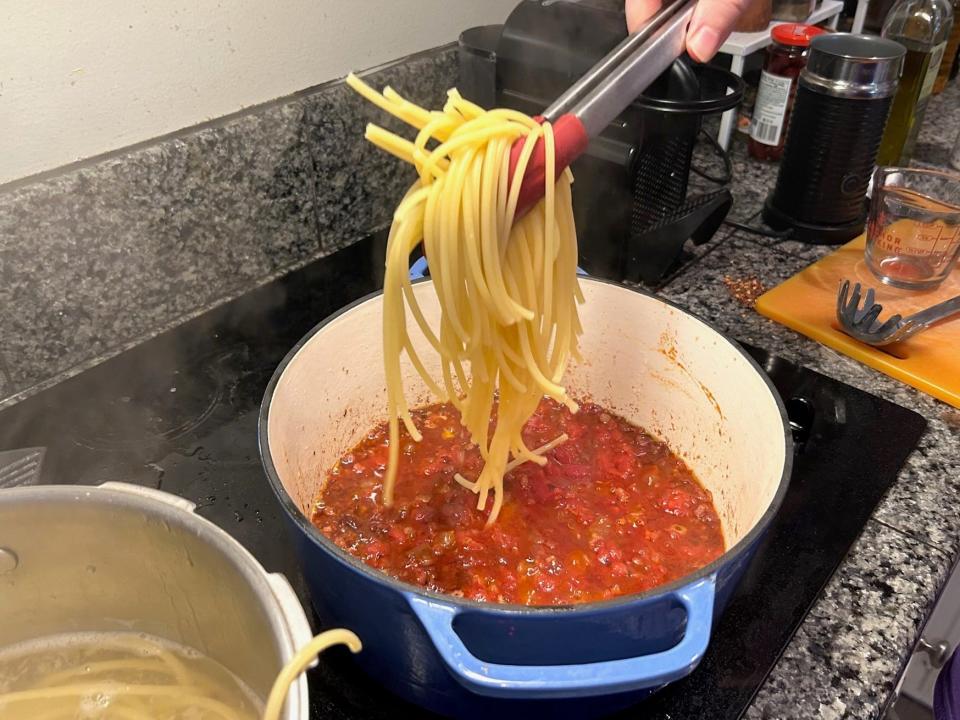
top-left (409, 255), bottom-right (588, 280)
top-left (405, 574), bottom-right (716, 699)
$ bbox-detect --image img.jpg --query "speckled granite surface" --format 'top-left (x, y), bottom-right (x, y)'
top-left (662, 80), bottom-right (960, 719)
top-left (0, 47), bottom-right (457, 408)
top-left (748, 521), bottom-right (950, 720)
top-left (657, 231), bottom-right (959, 719)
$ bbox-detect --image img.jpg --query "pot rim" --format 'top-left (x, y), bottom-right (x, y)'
top-left (0, 482), bottom-right (308, 717)
top-left (258, 276), bottom-right (794, 615)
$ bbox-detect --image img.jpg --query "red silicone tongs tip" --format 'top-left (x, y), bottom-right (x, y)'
top-left (508, 114), bottom-right (589, 218)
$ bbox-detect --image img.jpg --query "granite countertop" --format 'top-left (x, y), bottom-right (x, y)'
top-left (662, 82), bottom-right (960, 719)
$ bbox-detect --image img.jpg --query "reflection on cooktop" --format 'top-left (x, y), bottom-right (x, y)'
top-left (68, 350), bottom-right (228, 451)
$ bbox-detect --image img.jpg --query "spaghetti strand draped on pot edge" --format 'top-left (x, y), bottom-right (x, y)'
top-left (346, 73), bottom-right (584, 525)
top-left (0, 629), bottom-right (362, 720)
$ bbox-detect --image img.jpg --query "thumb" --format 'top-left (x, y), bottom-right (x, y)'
top-left (625, 0), bottom-right (663, 32)
top-left (686, 0), bottom-right (753, 62)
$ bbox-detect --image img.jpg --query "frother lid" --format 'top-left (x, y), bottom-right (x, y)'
top-left (802, 33), bottom-right (906, 99)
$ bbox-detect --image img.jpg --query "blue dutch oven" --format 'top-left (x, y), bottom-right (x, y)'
top-left (259, 277), bottom-right (791, 718)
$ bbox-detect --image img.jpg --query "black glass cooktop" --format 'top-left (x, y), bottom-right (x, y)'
top-left (0, 231), bottom-right (926, 719)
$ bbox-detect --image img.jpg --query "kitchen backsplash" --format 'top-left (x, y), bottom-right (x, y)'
top-left (0, 46), bottom-right (457, 408)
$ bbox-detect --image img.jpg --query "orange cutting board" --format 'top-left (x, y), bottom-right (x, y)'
top-left (756, 235), bottom-right (960, 409)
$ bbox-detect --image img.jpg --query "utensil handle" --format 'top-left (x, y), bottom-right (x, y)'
top-left (543, 0), bottom-right (694, 123)
top-left (565, 0), bottom-right (695, 137)
top-left (405, 575), bottom-right (715, 699)
top-left (908, 295), bottom-right (960, 328)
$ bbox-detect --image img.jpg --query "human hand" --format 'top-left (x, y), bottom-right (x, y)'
top-left (625, 0), bottom-right (753, 62)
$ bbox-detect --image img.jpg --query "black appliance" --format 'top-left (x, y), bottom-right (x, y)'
top-left (763, 34), bottom-right (906, 244)
top-left (0, 230), bottom-right (926, 719)
top-left (458, 0), bottom-right (743, 284)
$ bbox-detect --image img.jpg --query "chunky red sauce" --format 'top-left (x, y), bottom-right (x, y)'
top-left (312, 399), bottom-right (724, 606)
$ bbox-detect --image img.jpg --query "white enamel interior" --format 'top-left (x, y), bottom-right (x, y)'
top-left (267, 279), bottom-right (787, 550)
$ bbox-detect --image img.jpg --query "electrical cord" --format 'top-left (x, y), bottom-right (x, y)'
top-left (723, 218), bottom-right (793, 239)
top-left (689, 127), bottom-right (733, 185)
top-left (689, 125), bottom-right (793, 240)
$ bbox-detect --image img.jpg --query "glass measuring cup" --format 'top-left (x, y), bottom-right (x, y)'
top-left (865, 167), bottom-right (960, 290)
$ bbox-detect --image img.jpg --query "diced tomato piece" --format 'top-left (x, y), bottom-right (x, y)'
top-left (558, 463), bottom-right (592, 479)
top-left (659, 488), bottom-right (698, 516)
top-left (552, 443), bottom-right (579, 464)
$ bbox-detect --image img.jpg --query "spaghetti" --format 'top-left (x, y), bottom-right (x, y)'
top-left (347, 73), bottom-right (583, 524)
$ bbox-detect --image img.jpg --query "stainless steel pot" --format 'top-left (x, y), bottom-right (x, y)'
top-left (0, 482), bottom-right (313, 720)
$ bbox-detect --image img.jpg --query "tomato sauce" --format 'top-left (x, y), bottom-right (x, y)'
top-left (312, 399), bottom-right (724, 606)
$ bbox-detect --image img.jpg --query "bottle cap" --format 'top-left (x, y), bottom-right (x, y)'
top-left (771, 23), bottom-right (828, 47)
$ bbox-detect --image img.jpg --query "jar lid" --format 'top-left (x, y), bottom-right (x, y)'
top-left (771, 23), bottom-right (827, 47)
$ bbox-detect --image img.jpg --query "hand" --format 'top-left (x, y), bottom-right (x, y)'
top-left (625, 0), bottom-right (752, 63)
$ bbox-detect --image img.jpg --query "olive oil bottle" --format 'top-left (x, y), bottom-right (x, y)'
top-left (877, 0), bottom-right (954, 166)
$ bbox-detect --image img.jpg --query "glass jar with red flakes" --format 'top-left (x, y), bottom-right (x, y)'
top-left (748, 23), bottom-right (828, 161)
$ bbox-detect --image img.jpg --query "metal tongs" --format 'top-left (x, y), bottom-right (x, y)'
top-left (509, 0), bottom-right (696, 216)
